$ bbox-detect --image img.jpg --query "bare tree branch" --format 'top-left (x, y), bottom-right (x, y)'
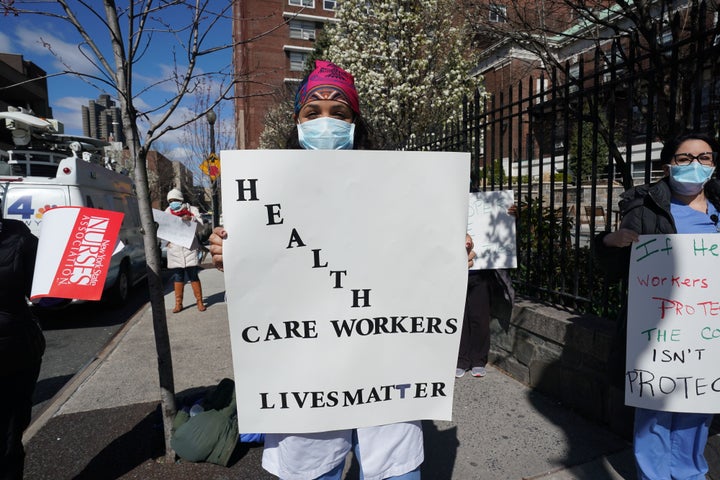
top-left (5, 0), bottom-right (293, 460)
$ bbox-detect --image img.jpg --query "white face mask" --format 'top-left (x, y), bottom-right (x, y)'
top-left (297, 117), bottom-right (355, 150)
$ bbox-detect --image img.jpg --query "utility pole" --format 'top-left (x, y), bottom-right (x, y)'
top-left (206, 109), bottom-right (220, 228)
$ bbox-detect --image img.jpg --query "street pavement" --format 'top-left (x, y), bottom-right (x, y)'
top-left (20, 265), bottom-right (701, 479)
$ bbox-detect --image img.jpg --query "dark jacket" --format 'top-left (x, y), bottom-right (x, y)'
top-left (0, 219), bottom-right (37, 313)
top-left (0, 219), bottom-right (44, 375)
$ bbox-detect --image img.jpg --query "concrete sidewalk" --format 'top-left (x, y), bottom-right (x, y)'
top-left (23, 266), bottom-right (645, 479)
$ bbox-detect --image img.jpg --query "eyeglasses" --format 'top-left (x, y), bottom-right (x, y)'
top-left (671, 152), bottom-right (718, 166)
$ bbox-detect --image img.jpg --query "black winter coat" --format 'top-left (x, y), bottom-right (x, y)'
top-left (0, 219), bottom-right (44, 375)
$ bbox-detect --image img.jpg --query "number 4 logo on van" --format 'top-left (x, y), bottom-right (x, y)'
top-left (7, 195), bottom-right (35, 219)
top-left (7, 195), bottom-right (56, 220)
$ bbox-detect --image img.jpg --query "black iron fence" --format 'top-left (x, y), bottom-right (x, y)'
top-left (406, 6), bottom-right (720, 318)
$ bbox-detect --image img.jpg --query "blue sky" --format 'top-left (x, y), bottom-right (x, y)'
top-left (0, 3), bottom-right (233, 164)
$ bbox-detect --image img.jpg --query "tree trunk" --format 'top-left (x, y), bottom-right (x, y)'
top-left (135, 144), bottom-right (178, 462)
top-left (102, 0), bottom-right (178, 460)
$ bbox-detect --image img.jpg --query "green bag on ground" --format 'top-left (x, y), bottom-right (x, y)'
top-left (171, 378), bottom-right (239, 466)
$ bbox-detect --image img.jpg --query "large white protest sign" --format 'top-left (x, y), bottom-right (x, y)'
top-left (220, 150), bottom-right (470, 433)
top-left (467, 191), bottom-right (517, 270)
top-left (31, 207), bottom-right (123, 301)
top-left (152, 208), bottom-right (197, 249)
top-left (627, 234), bottom-right (720, 413)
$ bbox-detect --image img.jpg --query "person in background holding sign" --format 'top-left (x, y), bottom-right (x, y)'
top-left (456, 194), bottom-right (516, 379)
top-left (166, 188), bottom-right (207, 313)
top-left (209, 60), bottom-right (438, 480)
top-left (594, 132), bottom-right (720, 480)
top-left (0, 216), bottom-right (44, 479)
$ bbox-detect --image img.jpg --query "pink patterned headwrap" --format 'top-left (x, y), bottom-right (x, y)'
top-left (294, 60), bottom-right (360, 115)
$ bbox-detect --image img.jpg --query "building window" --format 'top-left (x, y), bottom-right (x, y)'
top-left (489, 4), bottom-right (507, 23)
top-left (289, 0), bottom-right (314, 7)
top-left (324, 0), bottom-right (336, 10)
top-left (659, 29), bottom-right (674, 56)
top-left (289, 20), bottom-right (316, 40)
top-left (289, 51), bottom-right (310, 71)
top-left (568, 64), bottom-right (580, 93)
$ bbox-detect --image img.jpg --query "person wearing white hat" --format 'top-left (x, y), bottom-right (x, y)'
top-left (165, 188), bottom-right (206, 313)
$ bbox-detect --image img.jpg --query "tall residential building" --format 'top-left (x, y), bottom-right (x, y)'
top-left (81, 94), bottom-right (125, 145)
top-left (232, 0), bottom-right (337, 149)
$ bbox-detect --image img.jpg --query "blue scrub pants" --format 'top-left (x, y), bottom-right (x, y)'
top-left (633, 407), bottom-right (713, 479)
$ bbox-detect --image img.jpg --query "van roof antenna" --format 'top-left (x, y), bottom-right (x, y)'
top-left (69, 141), bottom-right (82, 159)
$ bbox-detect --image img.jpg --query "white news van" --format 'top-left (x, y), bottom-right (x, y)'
top-left (0, 110), bottom-right (147, 307)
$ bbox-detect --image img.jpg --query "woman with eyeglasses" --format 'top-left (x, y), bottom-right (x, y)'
top-left (594, 131), bottom-right (720, 480)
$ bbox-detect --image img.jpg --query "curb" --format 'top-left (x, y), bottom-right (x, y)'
top-left (23, 298), bottom-right (153, 444)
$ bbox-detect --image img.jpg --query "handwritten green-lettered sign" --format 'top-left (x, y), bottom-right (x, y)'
top-left (627, 234), bottom-right (720, 413)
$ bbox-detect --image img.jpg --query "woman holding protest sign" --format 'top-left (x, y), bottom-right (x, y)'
top-left (594, 132), bottom-right (720, 480)
top-left (209, 60), bottom-right (441, 480)
top-left (165, 188), bottom-right (207, 313)
top-left (456, 204), bottom-right (515, 380)
top-left (0, 216), bottom-right (44, 479)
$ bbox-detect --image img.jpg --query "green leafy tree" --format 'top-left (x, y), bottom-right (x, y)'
top-left (569, 106), bottom-right (610, 183)
top-left (323, 0), bottom-right (481, 148)
top-left (475, 158), bottom-right (506, 188)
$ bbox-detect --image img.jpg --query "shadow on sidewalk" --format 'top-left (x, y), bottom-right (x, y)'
top-left (421, 421), bottom-right (459, 478)
top-left (525, 386), bottom-right (633, 479)
top-left (25, 402), bottom-right (164, 480)
top-left (72, 405), bottom-right (165, 479)
top-left (25, 399), bottom-right (273, 480)
top-left (525, 347), bottom-right (636, 480)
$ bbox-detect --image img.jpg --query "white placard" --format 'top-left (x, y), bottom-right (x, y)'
top-left (152, 208), bottom-right (196, 249)
top-left (467, 191), bottom-right (517, 270)
top-left (626, 233), bottom-right (720, 413)
top-left (220, 149), bottom-right (470, 433)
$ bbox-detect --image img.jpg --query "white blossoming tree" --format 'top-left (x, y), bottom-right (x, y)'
top-left (323, 0), bottom-right (481, 149)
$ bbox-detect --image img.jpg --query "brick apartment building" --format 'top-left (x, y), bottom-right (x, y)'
top-left (232, 0), bottom-right (337, 149)
top-left (468, 2), bottom-right (694, 174)
top-left (229, 0), bottom-right (571, 151)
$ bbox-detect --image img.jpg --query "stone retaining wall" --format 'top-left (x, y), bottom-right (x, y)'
top-left (489, 297), bottom-right (720, 452)
top-left (489, 297), bottom-right (634, 437)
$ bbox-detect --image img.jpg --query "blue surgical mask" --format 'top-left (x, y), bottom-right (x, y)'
top-left (169, 201), bottom-right (183, 211)
top-left (297, 117), bottom-right (355, 150)
top-left (669, 163), bottom-right (716, 196)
